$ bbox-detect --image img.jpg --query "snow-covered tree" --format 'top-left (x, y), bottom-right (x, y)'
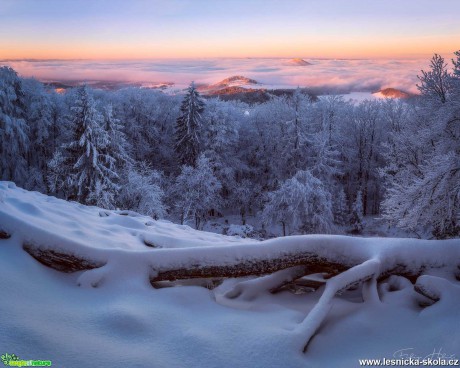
top-left (340, 100), bottom-right (386, 216)
top-left (201, 99), bottom-right (239, 155)
top-left (201, 98), bottom-right (242, 205)
top-left (22, 78), bottom-right (54, 191)
top-left (56, 86), bottom-right (118, 207)
top-left (175, 82), bottom-right (205, 167)
top-left (283, 89), bottom-right (311, 176)
top-left (102, 103), bottom-right (131, 173)
top-left (112, 88), bottom-right (157, 162)
top-left (350, 190), bottom-right (364, 233)
top-left (333, 188), bottom-right (349, 226)
top-left (262, 170), bottom-right (334, 236)
top-left (112, 88), bottom-right (178, 174)
top-left (232, 179), bottom-right (261, 225)
top-left (382, 153), bottom-right (459, 238)
top-left (382, 51), bottom-right (460, 238)
top-left (309, 129), bottom-right (341, 182)
top-left (47, 150), bottom-right (66, 195)
top-left (2, 56), bottom-right (459, 239)
top-left (417, 54), bottom-right (453, 104)
top-left (309, 95), bottom-right (345, 183)
top-left (171, 154), bottom-right (222, 229)
top-left (0, 67), bottom-right (28, 185)
top-left (452, 51), bottom-right (460, 97)
top-left (118, 162), bottom-right (166, 220)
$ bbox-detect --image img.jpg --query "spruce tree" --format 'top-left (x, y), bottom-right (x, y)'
top-left (0, 67), bottom-right (28, 185)
top-left (22, 78), bottom-right (53, 191)
top-left (65, 86), bottom-right (118, 207)
top-left (102, 103), bottom-right (131, 173)
top-left (174, 82), bottom-right (205, 167)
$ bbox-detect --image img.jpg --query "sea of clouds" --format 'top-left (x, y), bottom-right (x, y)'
top-left (1, 58), bottom-right (435, 93)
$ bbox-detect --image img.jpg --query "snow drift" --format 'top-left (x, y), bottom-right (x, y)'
top-left (1, 182), bottom-right (459, 367)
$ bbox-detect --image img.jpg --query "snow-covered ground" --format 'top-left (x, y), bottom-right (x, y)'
top-left (202, 213), bottom-right (415, 240)
top-left (1, 182), bottom-right (459, 367)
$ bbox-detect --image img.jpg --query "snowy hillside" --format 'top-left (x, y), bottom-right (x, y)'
top-left (1, 182), bottom-right (460, 367)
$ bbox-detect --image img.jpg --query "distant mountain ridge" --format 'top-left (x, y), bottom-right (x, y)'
top-left (43, 77), bottom-right (413, 103)
top-left (286, 58), bottom-right (312, 66)
top-left (214, 75), bottom-right (258, 87)
top-left (195, 75), bottom-right (318, 103)
top-left (373, 87), bottom-right (413, 99)
top-left (197, 75), bottom-right (262, 98)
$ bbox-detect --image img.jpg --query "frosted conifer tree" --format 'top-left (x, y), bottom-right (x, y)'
top-left (174, 82), bottom-right (205, 167)
top-left (102, 103), bottom-right (131, 173)
top-left (63, 86), bottom-right (118, 207)
top-left (22, 78), bottom-right (53, 191)
top-left (0, 67), bottom-right (29, 185)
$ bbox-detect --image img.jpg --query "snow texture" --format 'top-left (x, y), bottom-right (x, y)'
top-left (1, 183), bottom-right (460, 367)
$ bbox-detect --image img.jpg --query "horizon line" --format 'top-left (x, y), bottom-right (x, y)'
top-left (1, 54), bottom-right (448, 63)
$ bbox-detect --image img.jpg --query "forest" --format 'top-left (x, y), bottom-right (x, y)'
top-left (1, 52), bottom-right (459, 239)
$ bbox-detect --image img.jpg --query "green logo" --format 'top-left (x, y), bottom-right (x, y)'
top-left (1, 354), bottom-right (19, 366)
top-left (1, 353), bottom-right (51, 367)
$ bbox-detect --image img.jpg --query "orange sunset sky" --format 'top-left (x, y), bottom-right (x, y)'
top-left (1, 0), bottom-right (459, 60)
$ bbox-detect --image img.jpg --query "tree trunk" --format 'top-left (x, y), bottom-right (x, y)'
top-left (22, 241), bottom-right (352, 282)
top-left (21, 237), bottom-right (454, 286)
top-left (13, 235), bottom-right (460, 354)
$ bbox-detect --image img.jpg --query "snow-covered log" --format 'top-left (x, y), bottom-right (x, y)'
top-left (20, 238), bottom-right (352, 281)
top-left (16, 231), bottom-right (460, 352)
top-left (20, 236), bottom-right (458, 285)
top-left (23, 243), bottom-right (105, 273)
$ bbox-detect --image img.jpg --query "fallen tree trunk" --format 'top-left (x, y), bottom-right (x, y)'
top-left (24, 243), bottom-right (105, 273)
top-left (22, 241), bottom-right (352, 280)
top-left (4, 233), bottom-right (460, 354)
top-left (21, 237), bottom-right (446, 283)
top-left (151, 253), bottom-right (348, 282)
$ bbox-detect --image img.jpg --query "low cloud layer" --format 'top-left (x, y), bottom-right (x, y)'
top-left (1, 57), bottom-right (435, 93)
